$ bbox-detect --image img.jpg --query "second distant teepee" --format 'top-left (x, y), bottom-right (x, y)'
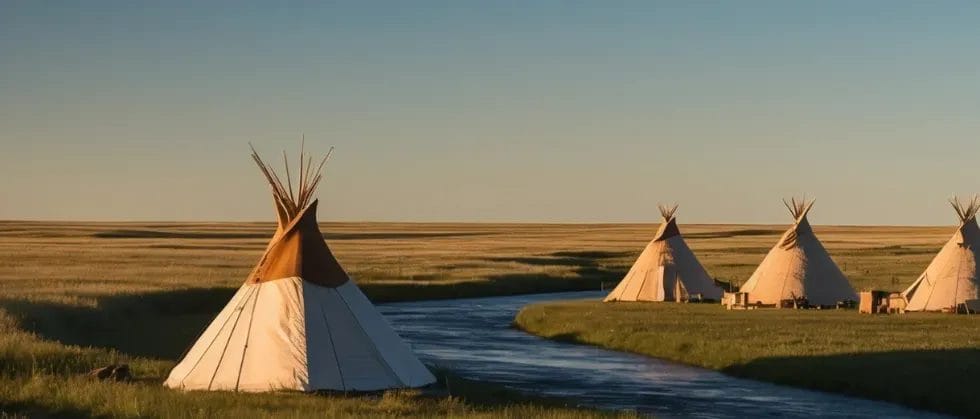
top-left (739, 198), bottom-right (857, 306)
top-left (902, 196), bottom-right (980, 312)
top-left (604, 205), bottom-right (723, 302)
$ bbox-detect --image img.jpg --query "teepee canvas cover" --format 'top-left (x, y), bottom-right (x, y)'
top-left (902, 196), bottom-right (980, 312)
top-left (739, 198), bottom-right (856, 306)
top-left (165, 146), bottom-right (435, 392)
top-left (604, 205), bottom-right (723, 302)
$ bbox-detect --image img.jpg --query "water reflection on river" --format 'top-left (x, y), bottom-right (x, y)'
top-left (379, 291), bottom-right (945, 418)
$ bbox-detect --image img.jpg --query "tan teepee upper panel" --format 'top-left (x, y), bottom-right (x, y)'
top-left (247, 200), bottom-right (349, 287)
top-left (739, 198), bottom-right (856, 306)
top-left (903, 196), bottom-right (980, 311)
top-left (604, 205), bottom-right (723, 302)
top-left (244, 144), bottom-right (349, 287)
top-left (652, 204), bottom-right (681, 241)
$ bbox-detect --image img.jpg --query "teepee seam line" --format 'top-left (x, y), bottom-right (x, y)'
top-left (923, 271), bottom-right (938, 310)
top-left (319, 289), bottom-right (347, 390)
top-left (336, 288), bottom-right (405, 387)
top-left (207, 286), bottom-right (256, 391)
top-left (234, 284), bottom-right (263, 391)
top-left (952, 251), bottom-right (965, 309)
top-left (177, 286), bottom-right (257, 388)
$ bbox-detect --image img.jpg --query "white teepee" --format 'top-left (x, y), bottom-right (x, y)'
top-left (164, 145), bottom-right (435, 392)
top-left (604, 204), bottom-right (723, 302)
top-left (739, 198), bottom-right (857, 306)
top-left (902, 196), bottom-right (980, 312)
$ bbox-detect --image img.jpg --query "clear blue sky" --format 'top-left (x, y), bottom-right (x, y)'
top-left (2, 1), bottom-right (979, 225)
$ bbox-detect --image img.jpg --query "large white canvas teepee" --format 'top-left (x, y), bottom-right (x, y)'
top-left (604, 205), bottom-right (723, 302)
top-left (164, 146), bottom-right (435, 392)
top-left (739, 198), bottom-right (857, 306)
top-left (902, 196), bottom-right (980, 312)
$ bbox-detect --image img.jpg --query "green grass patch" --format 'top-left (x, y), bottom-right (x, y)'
top-left (515, 300), bottom-right (980, 417)
top-left (0, 305), bottom-right (630, 418)
top-left (0, 221), bottom-right (965, 416)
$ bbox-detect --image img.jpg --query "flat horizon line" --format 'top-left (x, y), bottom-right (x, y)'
top-left (0, 219), bottom-right (959, 228)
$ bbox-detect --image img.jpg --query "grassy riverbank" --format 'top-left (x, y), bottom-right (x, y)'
top-left (0, 221), bottom-right (953, 304)
top-left (0, 221), bottom-right (964, 416)
top-left (0, 304), bottom-right (630, 418)
top-left (0, 221), bottom-right (647, 418)
top-left (515, 300), bottom-right (980, 417)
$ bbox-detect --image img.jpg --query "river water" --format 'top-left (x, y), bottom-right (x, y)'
top-left (378, 291), bottom-right (946, 418)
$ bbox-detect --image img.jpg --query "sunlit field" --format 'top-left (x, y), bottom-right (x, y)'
top-left (516, 301), bottom-right (980, 417)
top-left (0, 221), bottom-right (949, 302)
top-left (0, 220), bottom-right (962, 417)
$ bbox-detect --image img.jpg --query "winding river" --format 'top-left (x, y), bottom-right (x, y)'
top-left (379, 291), bottom-right (946, 418)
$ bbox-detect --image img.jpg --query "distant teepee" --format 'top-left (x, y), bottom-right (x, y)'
top-left (739, 198), bottom-right (857, 306)
top-left (902, 196), bottom-right (980, 312)
top-left (604, 204), bottom-right (723, 302)
top-left (165, 144), bottom-right (435, 392)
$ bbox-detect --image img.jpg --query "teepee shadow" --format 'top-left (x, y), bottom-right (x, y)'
top-left (1, 287), bottom-right (236, 360)
top-left (683, 228), bottom-right (782, 239)
top-left (93, 229), bottom-right (492, 241)
top-left (485, 250), bottom-right (632, 269)
top-left (722, 348), bottom-right (980, 418)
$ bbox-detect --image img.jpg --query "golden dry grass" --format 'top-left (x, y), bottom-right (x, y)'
top-left (516, 301), bottom-right (980, 417)
top-left (0, 220), bottom-right (960, 417)
top-left (0, 221), bottom-right (952, 303)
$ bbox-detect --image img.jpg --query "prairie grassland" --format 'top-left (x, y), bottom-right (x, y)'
top-left (515, 302), bottom-right (980, 417)
top-left (0, 221), bottom-right (653, 418)
top-left (0, 220), bottom-right (961, 417)
top-left (0, 221), bottom-right (950, 302)
top-left (0, 304), bottom-right (621, 419)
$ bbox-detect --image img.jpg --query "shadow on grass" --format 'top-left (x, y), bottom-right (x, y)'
top-left (550, 251), bottom-right (632, 259)
top-left (486, 249), bottom-right (747, 295)
top-left (93, 230), bottom-right (493, 240)
top-left (1, 288), bottom-right (237, 361)
top-left (723, 348), bottom-right (980, 418)
top-left (485, 250), bottom-right (629, 269)
top-left (684, 229), bottom-right (781, 239)
top-left (0, 400), bottom-right (91, 419)
top-left (720, 246), bottom-right (778, 255)
top-left (834, 245), bottom-right (939, 257)
top-left (93, 230), bottom-right (270, 239)
top-left (146, 244), bottom-right (264, 251)
top-left (364, 249), bottom-right (629, 302)
top-left (485, 250), bottom-right (631, 269)
top-left (362, 268), bottom-right (625, 304)
top-left (1, 261), bottom-right (624, 362)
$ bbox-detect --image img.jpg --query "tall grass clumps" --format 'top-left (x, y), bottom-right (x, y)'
top-left (0, 220), bottom-right (650, 417)
top-left (0, 221), bottom-right (968, 416)
top-left (0, 308), bottom-right (628, 418)
top-left (515, 300), bottom-right (980, 417)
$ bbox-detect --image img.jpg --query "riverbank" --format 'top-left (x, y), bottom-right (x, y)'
top-left (0, 221), bottom-right (964, 416)
top-left (515, 300), bottom-right (980, 418)
top-left (0, 220), bottom-right (646, 418)
top-left (0, 296), bottom-right (631, 418)
top-left (0, 221), bottom-right (954, 305)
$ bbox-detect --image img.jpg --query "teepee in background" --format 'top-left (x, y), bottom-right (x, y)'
top-left (604, 204), bottom-right (723, 302)
top-left (165, 144), bottom-right (435, 392)
top-left (739, 198), bottom-right (856, 306)
top-left (902, 196), bottom-right (980, 312)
